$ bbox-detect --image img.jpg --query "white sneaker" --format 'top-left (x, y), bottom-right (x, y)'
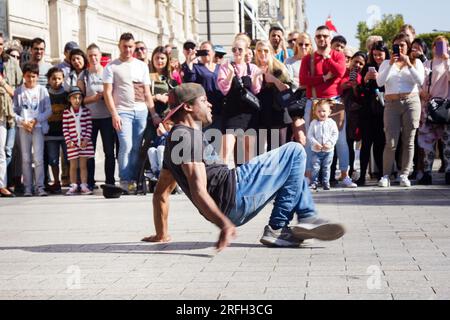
top-left (341, 176), bottom-right (357, 188)
top-left (378, 175), bottom-right (390, 188)
top-left (66, 184), bottom-right (78, 196)
top-left (400, 175), bottom-right (411, 187)
top-left (80, 183), bottom-right (93, 195)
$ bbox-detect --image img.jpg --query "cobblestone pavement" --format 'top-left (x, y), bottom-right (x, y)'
top-left (1, 177), bottom-right (450, 300)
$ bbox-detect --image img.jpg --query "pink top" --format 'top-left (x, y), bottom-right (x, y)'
top-left (423, 58), bottom-right (450, 99)
top-left (217, 62), bottom-right (262, 96)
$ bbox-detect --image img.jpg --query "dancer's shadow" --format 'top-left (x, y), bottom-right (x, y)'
top-left (0, 241), bottom-right (323, 258)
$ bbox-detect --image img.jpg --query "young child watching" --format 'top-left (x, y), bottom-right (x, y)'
top-left (308, 99), bottom-right (339, 191)
top-left (62, 86), bottom-right (94, 195)
top-left (13, 63), bottom-right (52, 197)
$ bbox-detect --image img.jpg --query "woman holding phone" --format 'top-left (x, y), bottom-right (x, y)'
top-left (357, 41), bottom-right (390, 186)
top-left (418, 36), bottom-right (450, 185)
top-left (376, 33), bottom-right (425, 188)
top-left (182, 41), bottom-right (224, 131)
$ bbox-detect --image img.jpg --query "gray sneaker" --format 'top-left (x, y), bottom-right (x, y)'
top-left (260, 225), bottom-right (303, 247)
top-left (291, 217), bottom-right (346, 241)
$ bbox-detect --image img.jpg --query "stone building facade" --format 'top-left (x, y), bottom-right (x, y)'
top-left (0, 0), bottom-right (306, 63)
top-left (0, 0), bottom-right (200, 63)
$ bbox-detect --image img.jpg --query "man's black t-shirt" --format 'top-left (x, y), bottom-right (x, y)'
top-left (163, 125), bottom-right (236, 215)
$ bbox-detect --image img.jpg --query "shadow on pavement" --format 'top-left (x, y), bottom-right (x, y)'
top-left (314, 187), bottom-right (450, 206)
top-left (0, 241), bottom-right (323, 258)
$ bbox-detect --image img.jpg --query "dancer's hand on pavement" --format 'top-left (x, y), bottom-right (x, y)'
top-left (216, 225), bottom-right (237, 252)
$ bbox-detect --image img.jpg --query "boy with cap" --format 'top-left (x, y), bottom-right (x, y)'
top-left (142, 83), bottom-right (346, 250)
top-left (62, 86), bottom-right (94, 195)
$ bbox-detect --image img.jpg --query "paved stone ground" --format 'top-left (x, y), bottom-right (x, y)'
top-left (1, 174), bottom-right (450, 300)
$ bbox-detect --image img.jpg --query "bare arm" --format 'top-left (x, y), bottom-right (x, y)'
top-left (103, 83), bottom-right (121, 131)
top-left (142, 169), bottom-right (177, 243)
top-left (181, 162), bottom-right (236, 251)
top-left (144, 84), bottom-right (161, 127)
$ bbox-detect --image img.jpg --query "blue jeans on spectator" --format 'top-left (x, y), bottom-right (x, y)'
top-left (5, 125), bottom-right (15, 167)
top-left (227, 142), bottom-right (316, 229)
top-left (46, 140), bottom-right (68, 167)
top-left (117, 110), bottom-right (148, 182)
top-left (88, 117), bottom-right (116, 186)
top-left (311, 151), bottom-right (334, 184)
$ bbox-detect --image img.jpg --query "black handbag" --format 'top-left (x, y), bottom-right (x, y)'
top-left (276, 88), bottom-right (307, 117)
top-left (426, 61), bottom-right (450, 124)
top-left (427, 98), bottom-right (450, 124)
top-left (232, 63), bottom-right (261, 111)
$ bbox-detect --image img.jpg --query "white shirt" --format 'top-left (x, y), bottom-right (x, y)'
top-left (377, 59), bottom-right (425, 95)
top-left (21, 85), bottom-right (42, 128)
top-left (307, 118), bottom-right (339, 153)
top-left (103, 58), bottom-right (151, 112)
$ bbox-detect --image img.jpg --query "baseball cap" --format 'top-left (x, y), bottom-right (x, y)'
top-left (163, 83), bottom-right (206, 123)
top-left (64, 41), bottom-right (80, 53)
top-left (213, 45), bottom-right (227, 56)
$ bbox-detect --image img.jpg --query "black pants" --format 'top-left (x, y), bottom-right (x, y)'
top-left (359, 115), bottom-right (385, 180)
top-left (87, 118), bottom-right (117, 186)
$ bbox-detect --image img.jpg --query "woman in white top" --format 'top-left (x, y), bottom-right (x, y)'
top-left (376, 33), bottom-right (425, 188)
top-left (285, 33), bottom-right (313, 145)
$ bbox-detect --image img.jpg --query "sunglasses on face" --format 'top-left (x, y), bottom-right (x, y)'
top-left (298, 43), bottom-right (311, 47)
top-left (288, 39), bottom-right (298, 44)
top-left (316, 34), bottom-right (330, 39)
top-left (232, 47), bottom-right (244, 53)
top-left (10, 54), bottom-right (20, 59)
top-left (135, 47), bottom-right (146, 52)
top-left (257, 49), bottom-right (270, 54)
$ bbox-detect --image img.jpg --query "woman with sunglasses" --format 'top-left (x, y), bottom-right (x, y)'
top-left (217, 38), bottom-right (263, 166)
top-left (183, 41), bottom-right (223, 131)
top-left (1, 35), bottom-right (22, 197)
top-left (377, 33), bottom-right (425, 188)
top-left (254, 40), bottom-right (293, 151)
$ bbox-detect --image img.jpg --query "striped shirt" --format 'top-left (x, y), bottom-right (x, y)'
top-left (62, 106), bottom-right (94, 160)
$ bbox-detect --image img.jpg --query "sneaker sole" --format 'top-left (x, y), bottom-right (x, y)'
top-left (291, 223), bottom-right (346, 241)
top-left (259, 237), bottom-right (301, 248)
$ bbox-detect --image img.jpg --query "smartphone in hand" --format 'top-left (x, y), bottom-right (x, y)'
top-left (393, 44), bottom-right (400, 56)
top-left (436, 41), bottom-right (447, 57)
top-left (368, 66), bottom-right (376, 73)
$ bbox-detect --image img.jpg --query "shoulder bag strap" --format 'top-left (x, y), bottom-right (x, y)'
top-left (310, 53), bottom-right (317, 99)
top-left (428, 61), bottom-right (433, 95)
top-left (231, 62), bottom-right (245, 90)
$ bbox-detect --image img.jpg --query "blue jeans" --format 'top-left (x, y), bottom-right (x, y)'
top-left (227, 142), bottom-right (316, 228)
top-left (304, 98), bottom-right (349, 172)
top-left (46, 140), bottom-right (68, 167)
top-left (88, 117), bottom-right (116, 186)
top-left (311, 151), bottom-right (334, 184)
top-left (5, 125), bottom-right (15, 167)
top-left (116, 110), bottom-right (148, 182)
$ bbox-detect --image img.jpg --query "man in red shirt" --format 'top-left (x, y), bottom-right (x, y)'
top-left (299, 25), bottom-right (357, 188)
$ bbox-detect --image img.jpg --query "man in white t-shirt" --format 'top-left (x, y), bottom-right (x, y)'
top-left (103, 33), bottom-right (158, 193)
